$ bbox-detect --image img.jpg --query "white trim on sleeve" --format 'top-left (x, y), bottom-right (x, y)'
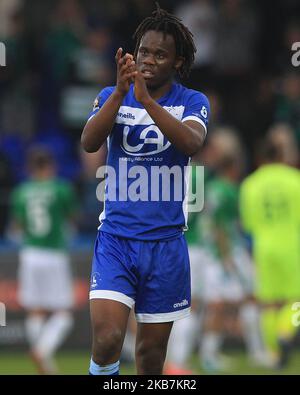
top-left (135, 307), bottom-right (191, 323)
top-left (182, 116), bottom-right (207, 136)
top-left (87, 113), bottom-right (96, 123)
top-left (182, 159), bottom-right (191, 230)
top-left (89, 290), bottom-right (135, 309)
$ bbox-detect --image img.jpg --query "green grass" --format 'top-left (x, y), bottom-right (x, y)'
top-left (0, 351), bottom-right (134, 375)
top-left (0, 350), bottom-right (300, 375)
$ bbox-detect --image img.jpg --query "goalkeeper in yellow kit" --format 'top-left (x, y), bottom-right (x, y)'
top-left (239, 125), bottom-right (300, 369)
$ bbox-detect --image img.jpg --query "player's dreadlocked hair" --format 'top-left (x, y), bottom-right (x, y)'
top-left (133, 3), bottom-right (196, 79)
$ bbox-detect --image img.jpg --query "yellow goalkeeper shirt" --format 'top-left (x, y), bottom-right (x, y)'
top-left (240, 163), bottom-right (300, 300)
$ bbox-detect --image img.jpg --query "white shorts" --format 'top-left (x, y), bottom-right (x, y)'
top-left (18, 247), bottom-right (74, 310)
top-left (189, 246), bottom-right (210, 300)
top-left (219, 269), bottom-right (246, 302)
top-left (198, 248), bottom-right (250, 303)
top-left (232, 246), bottom-right (255, 296)
top-left (189, 246), bottom-right (227, 302)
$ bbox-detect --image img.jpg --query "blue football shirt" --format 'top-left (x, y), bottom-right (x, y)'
top-left (87, 82), bottom-right (210, 240)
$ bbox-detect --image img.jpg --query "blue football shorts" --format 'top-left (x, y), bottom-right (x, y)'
top-left (89, 231), bottom-right (191, 323)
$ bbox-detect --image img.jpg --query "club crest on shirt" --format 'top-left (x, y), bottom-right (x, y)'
top-left (93, 97), bottom-right (100, 111)
top-left (91, 272), bottom-right (101, 288)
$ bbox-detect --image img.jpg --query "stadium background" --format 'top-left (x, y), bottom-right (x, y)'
top-left (0, 0), bottom-right (300, 374)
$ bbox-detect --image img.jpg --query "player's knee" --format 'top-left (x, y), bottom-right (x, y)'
top-left (92, 324), bottom-right (123, 364)
top-left (136, 339), bottom-right (166, 373)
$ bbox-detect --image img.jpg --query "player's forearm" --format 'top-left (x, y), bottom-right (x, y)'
top-left (81, 91), bottom-right (124, 153)
top-left (143, 98), bottom-right (204, 156)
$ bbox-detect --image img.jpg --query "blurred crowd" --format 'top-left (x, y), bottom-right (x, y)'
top-left (0, 0), bottom-right (300, 240)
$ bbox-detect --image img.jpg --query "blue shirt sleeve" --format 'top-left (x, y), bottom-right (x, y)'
top-left (87, 86), bottom-right (115, 121)
top-left (181, 90), bottom-right (210, 136)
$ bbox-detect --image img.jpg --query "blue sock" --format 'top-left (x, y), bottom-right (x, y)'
top-left (89, 359), bottom-right (120, 375)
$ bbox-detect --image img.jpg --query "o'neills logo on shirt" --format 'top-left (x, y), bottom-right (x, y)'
top-left (118, 112), bottom-right (135, 120)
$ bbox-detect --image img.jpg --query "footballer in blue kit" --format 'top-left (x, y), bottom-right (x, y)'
top-left (81, 4), bottom-right (210, 375)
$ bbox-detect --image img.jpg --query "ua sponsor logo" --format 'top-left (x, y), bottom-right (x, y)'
top-left (121, 125), bottom-right (171, 156)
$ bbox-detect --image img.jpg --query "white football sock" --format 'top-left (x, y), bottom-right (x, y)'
top-left (239, 303), bottom-right (263, 358)
top-left (34, 312), bottom-right (73, 359)
top-left (200, 332), bottom-right (222, 362)
top-left (122, 330), bottom-right (135, 362)
top-left (167, 313), bottom-right (199, 367)
top-left (25, 315), bottom-right (45, 347)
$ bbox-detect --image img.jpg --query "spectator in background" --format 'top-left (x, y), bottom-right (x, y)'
top-left (109, 0), bottom-right (154, 50)
top-left (251, 76), bottom-right (277, 154)
top-left (40, 0), bottom-right (85, 130)
top-left (276, 20), bottom-right (300, 73)
top-left (0, 152), bottom-right (14, 238)
top-left (0, 7), bottom-right (34, 138)
top-left (44, 0), bottom-right (85, 84)
top-left (275, 72), bottom-right (300, 146)
top-left (214, 0), bottom-right (259, 78)
top-left (10, 147), bottom-right (77, 374)
top-left (71, 22), bottom-right (114, 86)
top-left (175, 0), bottom-right (217, 90)
top-left (0, 0), bottom-right (23, 38)
top-left (214, 0), bottom-right (259, 126)
top-left (204, 90), bottom-right (225, 131)
top-left (267, 123), bottom-right (299, 167)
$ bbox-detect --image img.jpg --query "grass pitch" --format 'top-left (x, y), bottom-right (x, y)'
top-left (0, 350), bottom-right (299, 375)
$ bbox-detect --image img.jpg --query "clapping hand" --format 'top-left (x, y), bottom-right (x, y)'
top-left (115, 48), bottom-right (137, 97)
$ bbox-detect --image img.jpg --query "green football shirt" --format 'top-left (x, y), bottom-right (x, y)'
top-left (185, 164), bottom-right (212, 246)
top-left (11, 178), bottom-right (77, 250)
top-left (199, 176), bottom-right (240, 258)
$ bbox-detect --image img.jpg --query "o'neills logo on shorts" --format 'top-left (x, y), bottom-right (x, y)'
top-left (173, 299), bottom-right (189, 309)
